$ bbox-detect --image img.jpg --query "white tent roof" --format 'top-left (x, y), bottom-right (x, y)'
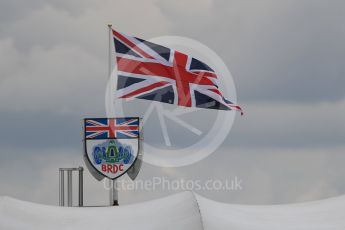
top-left (0, 192), bottom-right (202, 230)
top-left (1, 192), bottom-right (345, 229)
top-left (196, 194), bottom-right (345, 230)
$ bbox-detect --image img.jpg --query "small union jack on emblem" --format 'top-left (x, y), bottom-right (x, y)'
top-left (83, 117), bottom-right (141, 180)
top-left (85, 118), bottom-right (139, 139)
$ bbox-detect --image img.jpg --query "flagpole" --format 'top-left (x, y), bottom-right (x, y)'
top-left (107, 23), bottom-right (119, 206)
top-left (108, 23), bottom-right (112, 82)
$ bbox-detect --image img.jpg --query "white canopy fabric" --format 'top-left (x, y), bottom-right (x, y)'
top-left (0, 192), bottom-right (203, 230)
top-left (1, 191), bottom-right (345, 230)
top-left (196, 194), bottom-right (345, 230)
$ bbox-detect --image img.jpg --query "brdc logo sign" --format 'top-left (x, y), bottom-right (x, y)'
top-left (83, 118), bottom-right (140, 180)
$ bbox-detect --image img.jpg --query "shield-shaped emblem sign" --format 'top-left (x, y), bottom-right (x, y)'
top-left (83, 117), bottom-right (140, 180)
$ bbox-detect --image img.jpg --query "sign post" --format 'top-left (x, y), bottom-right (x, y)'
top-left (83, 117), bottom-right (141, 206)
top-left (109, 180), bottom-right (118, 206)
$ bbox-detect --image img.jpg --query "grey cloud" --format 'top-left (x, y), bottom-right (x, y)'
top-left (0, 110), bottom-right (81, 149)
top-left (1, 0), bottom-right (171, 54)
top-left (156, 0), bottom-right (345, 103)
top-left (227, 99), bottom-right (345, 148)
top-left (0, 42), bottom-right (107, 113)
top-left (0, 0), bottom-right (97, 22)
top-left (163, 146), bottom-right (345, 204)
top-left (0, 0), bottom-right (171, 112)
top-left (0, 0), bottom-right (43, 22)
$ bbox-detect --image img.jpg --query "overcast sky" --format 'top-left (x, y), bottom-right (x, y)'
top-left (0, 0), bottom-right (344, 206)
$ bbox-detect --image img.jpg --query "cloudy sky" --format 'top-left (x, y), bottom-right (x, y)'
top-left (0, 0), bottom-right (344, 206)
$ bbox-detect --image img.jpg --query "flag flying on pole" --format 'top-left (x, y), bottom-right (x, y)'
top-left (112, 29), bottom-right (243, 114)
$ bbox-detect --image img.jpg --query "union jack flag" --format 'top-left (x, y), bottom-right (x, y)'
top-left (112, 29), bottom-right (243, 114)
top-left (84, 118), bottom-right (139, 139)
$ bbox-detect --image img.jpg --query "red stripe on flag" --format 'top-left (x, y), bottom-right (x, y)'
top-left (119, 81), bottom-right (169, 98)
top-left (113, 30), bottom-right (154, 59)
